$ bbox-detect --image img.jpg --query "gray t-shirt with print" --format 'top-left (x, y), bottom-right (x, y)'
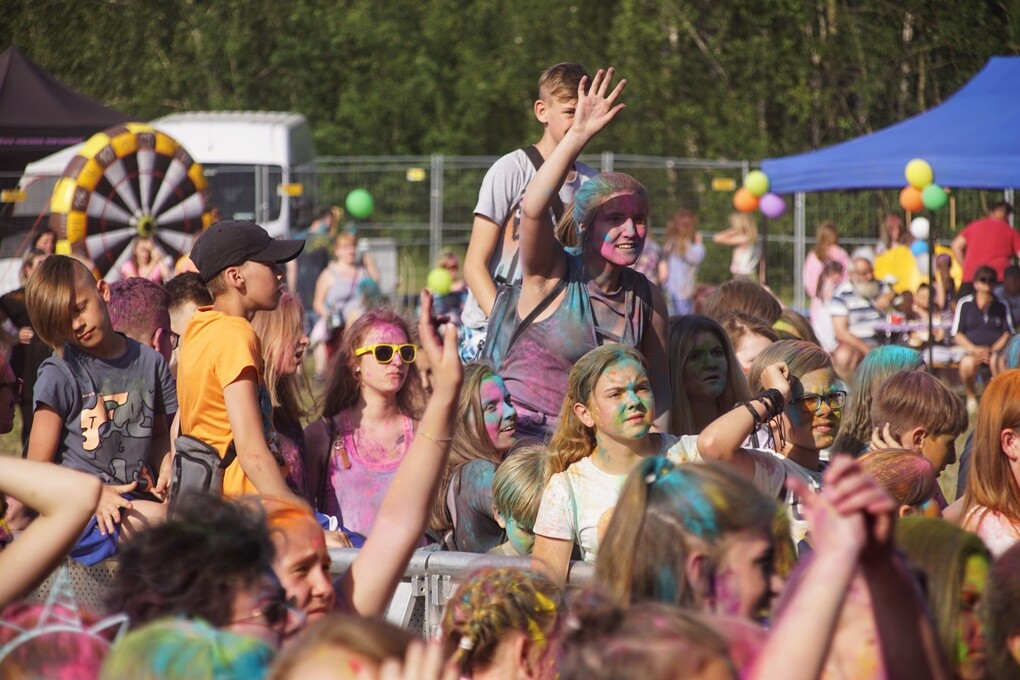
top-left (34, 337), bottom-right (177, 491)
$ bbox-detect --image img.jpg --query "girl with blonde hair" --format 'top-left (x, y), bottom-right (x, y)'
top-left (441, 567), bottom-right (563, 679)
top-left (498, 68), bottom-right (670, 441)
top-left (532, 343), bottom-right (790, 582)
top-left (428, 362), bottom-right (517, 551)
top-left (251, 292), bottom-right (312, 498)
top-left (713, 212), bottom-right (760, 281)
top-left (661, 209), bottom-right (706, 314)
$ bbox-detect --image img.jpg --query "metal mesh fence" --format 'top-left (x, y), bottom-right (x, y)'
top-left (1, 158), bottom-right (1014, 306)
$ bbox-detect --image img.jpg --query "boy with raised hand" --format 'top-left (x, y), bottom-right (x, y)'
top-left (460, 62), bottom-right (599, 360)
top-left (180, 220), bottom-right (304, 501)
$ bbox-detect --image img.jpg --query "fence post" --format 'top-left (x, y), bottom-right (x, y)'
top-left (794, 192), bottom-right (806, 311)
top-left (601, 151), bottom-right (614, 173)
top-left (430, 154), bottom-right (444, 266)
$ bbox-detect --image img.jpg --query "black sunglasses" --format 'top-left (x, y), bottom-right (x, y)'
top-left (0, 378), bottom-right (23, 400)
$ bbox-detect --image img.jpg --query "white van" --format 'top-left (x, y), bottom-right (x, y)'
top-left (150, 111), bottom-right (316, 237)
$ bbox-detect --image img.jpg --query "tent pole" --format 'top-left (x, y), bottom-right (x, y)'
top-left (928, 211), bottom-right (935, 368)
top-left (794, 192), bottom-right (806, 311)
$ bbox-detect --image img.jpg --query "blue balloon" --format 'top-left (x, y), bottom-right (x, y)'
top-left (910, 240), bottom-right (928, 256)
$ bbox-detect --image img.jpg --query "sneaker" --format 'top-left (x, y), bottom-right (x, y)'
top-left (967, 396), bottom-right (979, 415)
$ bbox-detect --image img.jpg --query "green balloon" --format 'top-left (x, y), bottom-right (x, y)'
top-left (345, 188), bottom-right (374, 219)
top-left (743, 170), bottom-right (770, 197)
top-left (921, 184), bottom-right (948, 211)
top-left (426, 267), bottom-right (453, 296)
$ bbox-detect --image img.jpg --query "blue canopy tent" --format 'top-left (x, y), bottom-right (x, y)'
top-left (760, 56), bottom-right (1020, 307)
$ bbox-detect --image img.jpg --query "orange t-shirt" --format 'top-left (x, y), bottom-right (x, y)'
top-left (177, 307), bottom-right (284, 498)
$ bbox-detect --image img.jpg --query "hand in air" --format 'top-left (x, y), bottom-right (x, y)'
top-left (569, 67), bottom-right (628, 141)
top-left (759, 361), bottom-right (792, 404)
top-left (417, 290), bottom-right (462, 398)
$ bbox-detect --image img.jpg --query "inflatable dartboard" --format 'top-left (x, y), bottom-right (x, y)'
top-left (48, 123), bottom-right (214, 277)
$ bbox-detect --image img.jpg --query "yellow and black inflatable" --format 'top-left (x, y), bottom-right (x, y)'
top-left (48, 123), bottom-right (213, 276)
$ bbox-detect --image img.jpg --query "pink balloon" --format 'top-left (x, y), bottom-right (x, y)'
top-left (759, 192), bottom-right (786, 219)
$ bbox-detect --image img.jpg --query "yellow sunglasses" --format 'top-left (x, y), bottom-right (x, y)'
top-left (354, 343), bottom-right (417, 364)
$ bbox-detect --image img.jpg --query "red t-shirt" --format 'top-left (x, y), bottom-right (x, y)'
top-left (960, 217), bottom-right (1020, 282)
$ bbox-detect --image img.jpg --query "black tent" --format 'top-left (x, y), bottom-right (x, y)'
top-left (0, 46), bottom-right (131, 175)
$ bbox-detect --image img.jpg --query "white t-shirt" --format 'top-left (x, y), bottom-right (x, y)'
top-left (533, 434), bottom-right (699, 562)
top-left (962, 505), bottom-right (1020, 557)
top-left (741, 447), bottom-right (823, 552)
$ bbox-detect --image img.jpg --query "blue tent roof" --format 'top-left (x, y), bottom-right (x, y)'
top-left (761, 57), bottom-right (1020, 192)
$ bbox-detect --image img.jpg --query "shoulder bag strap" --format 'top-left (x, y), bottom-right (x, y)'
top-left (504, 278), bottom-right (568, 358)
top-left (521, 145), bottom-right (566, 223)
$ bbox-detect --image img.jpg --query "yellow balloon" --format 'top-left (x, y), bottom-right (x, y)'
top-left (904, 159), bottom-right (934, 189)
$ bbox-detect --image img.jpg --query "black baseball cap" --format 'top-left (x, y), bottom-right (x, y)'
top-left (191, 221), bottom-right (305, 283)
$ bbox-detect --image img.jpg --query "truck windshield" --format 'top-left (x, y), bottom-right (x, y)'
top-left (202, 164), bottom-right (282, 223)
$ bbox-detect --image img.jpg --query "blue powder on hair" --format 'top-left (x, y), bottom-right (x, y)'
top-left (656, 565), bottom-right (678, 602)
top-left (657, 471), bottom-right (720, 539)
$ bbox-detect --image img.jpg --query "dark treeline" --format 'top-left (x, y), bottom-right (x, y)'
top-left (4, 0), bottom-right (1018, 160)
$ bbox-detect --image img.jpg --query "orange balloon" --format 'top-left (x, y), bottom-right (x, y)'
top-left (899, 186), bottom-right (924, 213)
top-left (733, 187), bottom-right (760, 213)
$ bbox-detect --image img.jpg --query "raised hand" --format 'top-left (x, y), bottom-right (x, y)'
top-left (417, 290), bottom-right (462, 398)
top-left (759, 361), bottom-right (793, 404)
top-left (569, 67), bottom-right (628, 141)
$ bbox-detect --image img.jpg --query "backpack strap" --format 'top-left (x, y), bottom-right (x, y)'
top-left (504, 278), bottom-right (568, 358)
top-left (521, 145), bottom-right (566, 223)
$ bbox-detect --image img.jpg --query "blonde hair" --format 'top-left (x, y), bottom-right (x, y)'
top-left (429, 363), bottom-right (506, 534)
top-left (729, 212), bottom-right (758, 242)
top-left (250, 292), bottom-right (309, 422)
top-left (538, 62), bottom-right (588, 102)
top-left (573, 173), bottom-right (649, 246)
top-left (492, 441), bottom-right (551, 531)
top-left (664, 209), bottom-right (699, 257)
top-left (597, 458), bottom-right (776, 609)
top-left (269, 615), bottom-right (413, 679)
top-left (812, 221), bottom-right (839, 262)
top-left (441, 567), bottom-right (562, 677)
top-left (963, 370), bottom-right (1020, 528)
top-left (548, 345), bottom-right (648, 475)
top-left (26, 255), bottom-right (101, 355)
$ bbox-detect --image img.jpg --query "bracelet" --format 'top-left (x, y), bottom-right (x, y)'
top-left (420, 431), bottom-right (453, 445)
top-left (740, 401), bottom-right (762, 429)
top-left (757, 388), bottom-right (786, 421)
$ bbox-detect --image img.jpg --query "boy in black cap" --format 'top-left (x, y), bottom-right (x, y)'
top-left (178, 221), bottom-right (304, 501)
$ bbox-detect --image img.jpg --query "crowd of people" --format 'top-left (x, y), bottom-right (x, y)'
top-left (0, 64), bottom-right (1019, 680)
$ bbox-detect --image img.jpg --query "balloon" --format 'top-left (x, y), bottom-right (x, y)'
top-left (909, 216), bottom-right (930, 241)
top-left (743, 170), bottom-right (770, 197)
top-left (899, 186), bottom-right (924, 213)
top-left (345, 189), bottom-right (374, 219)
top-left (759, 192), bottom-right (787, 219)
top-left (904, 159), bottom-right (934, 189)
top-left (426, 267), bottom-right (453, 296)
top-left (733, 188), bottom-right (759, 213)
top-left (921, 184), bottom-right (948, 211)
top-left (910, 240), bottom-right (928, 256)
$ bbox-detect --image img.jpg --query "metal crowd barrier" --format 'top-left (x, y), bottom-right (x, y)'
top-left (329, 548), bottom-right (594, 638)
